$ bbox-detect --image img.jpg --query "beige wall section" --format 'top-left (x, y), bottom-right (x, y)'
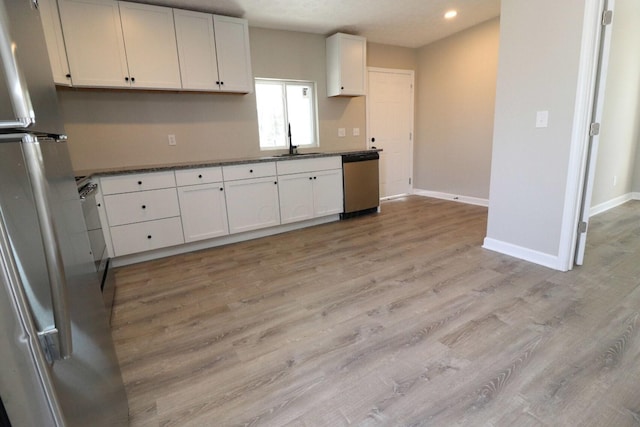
top-left (414, 18), bottom-right (500, 200)
top-left (485, 0), bottom-right (589, 259)
top-left (61, 27), bottom-right (366, 172)
top-left (367, 42), bottom-right (417, 70)
top-left (591, 0), bottom-right (640, 207)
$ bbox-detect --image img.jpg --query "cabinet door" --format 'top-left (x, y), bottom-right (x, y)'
top-left (58, 0), bottom-right (130, 88)
top-left (339, 36), bottom-right (366, 95)
top-left (278, 173), bottom-right (314, 224)
top-left (213, 15), bottom-right (253, 93)
top-left (119, 2), bottom-right (181, 90)
top-left (178, 183), bottom-right (229, 242)
top-left (225, 176), bottom-right (280, 234)
top-left (39, 0), bottom-right (72, 86)
top-left (326, 33), bottom-right (366, 97)
top-left (313, 169), bottom-right (344, 217)
top-left (174, 9), bottom-right (219, 91)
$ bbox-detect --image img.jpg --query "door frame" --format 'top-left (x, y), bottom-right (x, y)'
top-left (366, 67), bottom-right (415, 198)
top-left (574, 0), bottom-right (615, 265)
top-left (558, 0), bottom-right (613, 270)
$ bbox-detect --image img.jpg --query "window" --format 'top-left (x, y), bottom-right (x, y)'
top-left (255, 79), bottom-right (318, 150)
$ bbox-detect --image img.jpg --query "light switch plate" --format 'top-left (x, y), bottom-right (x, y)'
top-left (338, 128), bottom-right (346, 137)
top-left (536, 111), bottom-right (549, 128)
top-left (168, 134), bottom-right (177, 146)
top-left (353, 128), bottom-right (360, 136)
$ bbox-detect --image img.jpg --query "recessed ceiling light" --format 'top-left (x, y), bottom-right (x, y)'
top-left (444, 10), bottom-right (458, 19)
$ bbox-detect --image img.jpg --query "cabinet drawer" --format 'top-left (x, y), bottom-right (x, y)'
top-left (100, 171), bottom-right (176, 195)
top-left (110, 217), bottom-right (184, 257)
top-left (175, 166), bottom-right (223, 186)
top-left (104, 188), bottom-right (180, 226)
top-left (222, 162), bottom-right (276, 181)
top-left (276, 156), bottom-right (342, 175)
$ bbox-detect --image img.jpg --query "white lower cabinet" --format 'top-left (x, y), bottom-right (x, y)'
top-left (312, 169), bottom-right (344, 216)
top-left (277, 157), bottom-right (344, 224)
top-left (225, 176), bottom-right (280, 234)
top-left (278, 174), bottom-right (314, 224)
top-left (279, 169), bottom-right (343, 224)
top-left (104, 188), bottom-right (180, 226)
top-left (110, 217), bottom-right (184, 257)
top-left (99, 157), bottom-right (345, 258)
top-left (178, 183), bottom-right (229, 242)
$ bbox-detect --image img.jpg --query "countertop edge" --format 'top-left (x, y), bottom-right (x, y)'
top-left (75, 149), bottom-right (382, 178)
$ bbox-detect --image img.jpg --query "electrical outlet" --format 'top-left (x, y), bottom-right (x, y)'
top-left (353, 128), bottom-right (360, 136)
top-left (338, 128), bottom-right (346, 137)
top-left (536, 111), bottom-right (549, 128)
top-left (168, 134), bottom-right (177, 146)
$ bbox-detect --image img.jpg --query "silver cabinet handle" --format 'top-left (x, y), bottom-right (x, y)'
top-left (0, 2), bottom-right (35, 129)
top-left (23, 135), bottom-right (72, 360)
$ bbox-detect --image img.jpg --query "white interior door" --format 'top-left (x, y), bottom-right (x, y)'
top-left (367, 68), bottom-right (414, 198)
top-left (575, 1), bottom-right (615, 265)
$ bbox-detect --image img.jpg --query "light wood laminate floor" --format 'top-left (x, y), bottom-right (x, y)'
top-left (111, 196), bottom-right (640, 426)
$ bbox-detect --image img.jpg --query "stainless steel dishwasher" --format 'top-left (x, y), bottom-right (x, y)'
top-left (341, 151), bottom-right (380, 219)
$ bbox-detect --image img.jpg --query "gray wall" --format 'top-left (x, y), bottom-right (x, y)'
top-left (485, 0), bottom-right (589, 258)
top-left (414, 18), bottom-right (500, 200)
top-left (61, 27), bottom-right (367, 172)
top-left (591, 0), bottom-right (640, 208)
top-left (367, 42), bottom-right (417, 71)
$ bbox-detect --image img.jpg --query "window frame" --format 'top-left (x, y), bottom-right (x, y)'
top-left (255, 78), bottom-right (319, 151)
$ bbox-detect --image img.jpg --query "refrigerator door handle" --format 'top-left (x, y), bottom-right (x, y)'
top-left (0, 1), bottom-right (35, 129)
top-left (22, 135), bottom-right (72, 360)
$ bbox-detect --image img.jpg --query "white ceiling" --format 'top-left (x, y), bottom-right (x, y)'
top-left (133, 0), bottom-right (501, 48)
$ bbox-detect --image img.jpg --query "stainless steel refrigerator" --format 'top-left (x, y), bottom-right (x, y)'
top-left (0, 0), bottom-right (128, 425)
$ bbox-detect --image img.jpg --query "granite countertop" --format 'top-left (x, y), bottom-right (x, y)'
top-left (75, 149), bottom-right (382, 178)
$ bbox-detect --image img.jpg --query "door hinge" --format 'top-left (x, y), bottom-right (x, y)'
top-left (409, 132), bottom-right (412, 141)
top-left (589, 122), bottom-right (600, 136)
top-left (602, 10), bottom-right (613, 26)
top-left (409, 177), bottom-right (412, 185)
top-left (578, 221), bottom-right (588, 233)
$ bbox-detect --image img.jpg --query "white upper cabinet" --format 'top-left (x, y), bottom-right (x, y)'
top-left (212, 15), bottom-right (253, 93)
top-left (38, 0), bottom-right (72, 86)
top-left (174, 9), bottom-right (220, 91)
top-left (59, 0), bottom-right (181, 90)
top-left (174, 12), bottom-right (252, 93)
top-left (54, 1), bottom-right (252, 92)
top-left (118, 2), bottom-right (181, 90)
top-left (58, 0), bottom-right (130, 88)
top-left (326, 33), bottom-right (367, 97)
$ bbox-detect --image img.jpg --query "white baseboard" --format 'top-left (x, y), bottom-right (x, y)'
top-left (590, 192), bottom-right (638, 217)
top-left (413, 188), bottom-right (489, 207)
top-left (482, 237), bottom-right (565, 271)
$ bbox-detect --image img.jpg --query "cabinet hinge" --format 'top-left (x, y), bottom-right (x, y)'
top-left (602, 10), bottom-right (613, 26)
top-left (589, 122), bottom-right (600, 136)
top-left (578, 221), bottom-right (588, 233)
